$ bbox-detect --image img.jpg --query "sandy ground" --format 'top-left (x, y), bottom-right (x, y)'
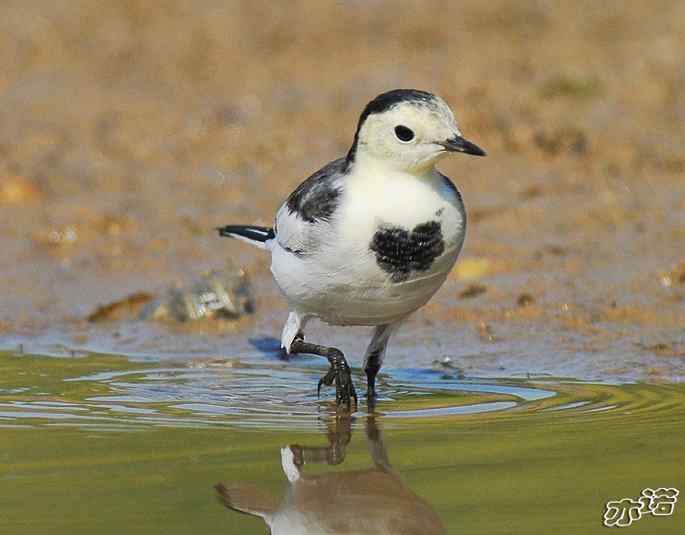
top-left (0, 0), bottom-right (684, 380)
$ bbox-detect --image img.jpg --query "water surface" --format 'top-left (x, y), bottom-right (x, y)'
top-left (1, 351), bottom-right (683, 534)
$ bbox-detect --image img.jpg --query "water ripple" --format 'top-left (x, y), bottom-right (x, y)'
top-left (2, 354), bottom-right (683, 431)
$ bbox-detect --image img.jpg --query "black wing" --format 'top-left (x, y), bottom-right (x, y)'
top-left (275, 157), bottom-right (348, 254)
top-left (285, 157), bottom-right (347, 223)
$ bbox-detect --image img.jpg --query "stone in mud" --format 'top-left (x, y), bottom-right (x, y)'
top-left (87, 292), bottom-right (155, 322)
top-left (459, 284), bottom-right (487, 299)
top-left (517, 293), bottom-right (535, 307)
top-left (141, 268), bottom-right (254, 322)
top-left (88, 265), bottom-right (254, 323)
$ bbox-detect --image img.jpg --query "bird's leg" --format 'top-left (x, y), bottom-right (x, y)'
top-left (279, 330), bottom-right (304, 361)
top-left (289, 338), bottom-right (357, 407)
top-left (364, 350), bottom-right (382, 401)
top-left (362, 322), bottom-right (401, 403)
top-left (280, 311), bottom-right (309, 360)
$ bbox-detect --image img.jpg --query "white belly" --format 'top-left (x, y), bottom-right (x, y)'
top-left (272, 244), bottom-right (459, 325)
top-left (270, 170), bottom-right (465, 326)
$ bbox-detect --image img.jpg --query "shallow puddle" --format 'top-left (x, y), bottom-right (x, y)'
top-left (1, 351), bottom-right (683, 534)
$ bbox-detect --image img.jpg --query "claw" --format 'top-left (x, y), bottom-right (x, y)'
top-left (335, 364), bottom-right (357, 408)
top-left (290, 339), bottom-right (357, 408)
top-left (317, 368), bottom-right (335, 398)
top-left (318, 360), bottom-right (357, 408)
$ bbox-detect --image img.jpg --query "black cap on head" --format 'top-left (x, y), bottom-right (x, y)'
top-left (347, 89), bottom-right (436, 163)
top-left (357, 89), bottom-right (435, 129)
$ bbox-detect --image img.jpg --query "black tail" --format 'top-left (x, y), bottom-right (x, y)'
top-left (216, 225), bottom-right (275, 249)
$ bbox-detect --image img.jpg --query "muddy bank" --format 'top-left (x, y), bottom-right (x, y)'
top-left (0, 1), bottom-right (683, 380)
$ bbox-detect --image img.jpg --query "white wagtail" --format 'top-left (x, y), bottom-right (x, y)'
top-left (218, 89), bottom-right (485, 406)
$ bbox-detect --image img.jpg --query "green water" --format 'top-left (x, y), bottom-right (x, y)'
top-left (1, 351), bottom-right (683, 534)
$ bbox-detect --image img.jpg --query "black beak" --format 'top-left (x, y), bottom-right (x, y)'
top-left (441, 135), bottom-right (486, 157)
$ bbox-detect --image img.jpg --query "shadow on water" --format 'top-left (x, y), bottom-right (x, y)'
top-left (215, 414), bottom-right (446, 534)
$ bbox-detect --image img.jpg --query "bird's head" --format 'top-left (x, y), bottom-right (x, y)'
top-left (348, 89), bottom-right (485, 173)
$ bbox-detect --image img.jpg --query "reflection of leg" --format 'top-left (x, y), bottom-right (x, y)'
top-left (290, 414), bottom-right (352, 467)
top-left (366, 416), bottom-right (392, 472)
top-left (290, 338), bottom-right (357, 407)
top-left (363, 321), bottom-right (402, 400)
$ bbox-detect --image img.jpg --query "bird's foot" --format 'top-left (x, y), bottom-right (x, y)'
top-left (317, 351), bottom-right (357, 408)
top-left (289, 338), bottom-right (357, 408)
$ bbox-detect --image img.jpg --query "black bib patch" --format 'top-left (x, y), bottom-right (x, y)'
top-left (369, 221), bottom-right (445, 282)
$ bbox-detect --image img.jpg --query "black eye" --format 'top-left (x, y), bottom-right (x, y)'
top-left (394, 125), bottom-right (415, 142)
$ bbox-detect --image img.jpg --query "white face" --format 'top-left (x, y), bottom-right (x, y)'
top-left (354, 97), bottom-right (462, 172)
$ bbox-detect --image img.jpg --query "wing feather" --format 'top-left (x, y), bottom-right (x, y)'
top-left (275, 157), bottom-right (348, 254)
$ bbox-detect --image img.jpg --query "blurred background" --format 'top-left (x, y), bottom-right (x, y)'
top-left (0, 0), bottom-right (683, 378)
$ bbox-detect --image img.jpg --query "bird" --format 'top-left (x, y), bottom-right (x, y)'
top-left (215, 414), bottom-right (446, 534)
top-left (217, 88), bottom-right (486, 406)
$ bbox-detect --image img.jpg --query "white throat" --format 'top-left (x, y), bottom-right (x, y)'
top-left (351, 147), bottom-right (445, 177)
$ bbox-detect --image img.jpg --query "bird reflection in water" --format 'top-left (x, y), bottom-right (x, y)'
top-left (215, 415), bottom-right (445, 534)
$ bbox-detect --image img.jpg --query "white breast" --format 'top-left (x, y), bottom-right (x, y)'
top-left (271, 166), bottom-right (465, 326)
top-left (338, 165), bottom-right (465, 261)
